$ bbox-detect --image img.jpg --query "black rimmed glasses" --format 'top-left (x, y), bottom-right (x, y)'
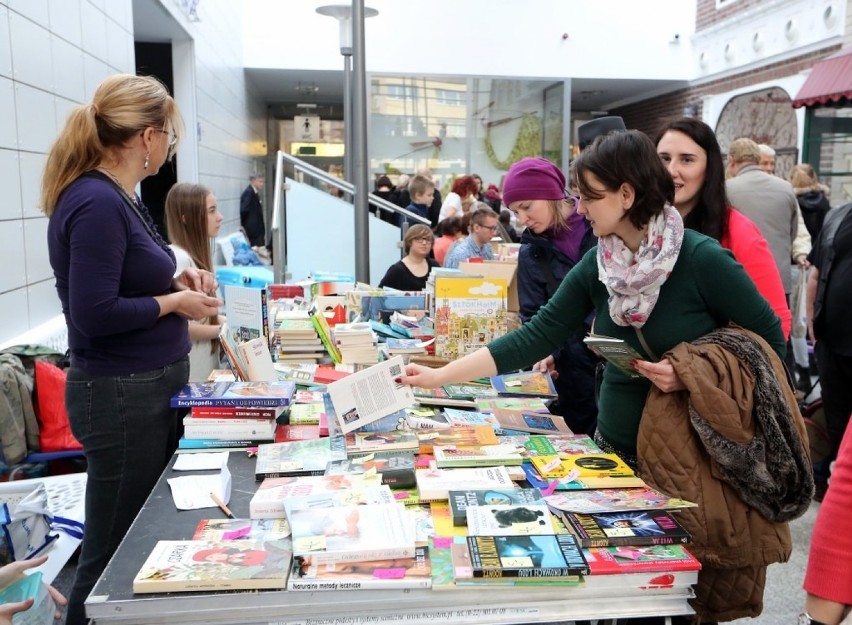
top-left (478, 224), bottom-right (499, 232)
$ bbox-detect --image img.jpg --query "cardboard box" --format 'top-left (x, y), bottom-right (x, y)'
top-left (458, 259), bottom-right (519, 312)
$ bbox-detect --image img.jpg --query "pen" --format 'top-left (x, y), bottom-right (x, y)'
top-left (209, 492), bottom-right (235, 519)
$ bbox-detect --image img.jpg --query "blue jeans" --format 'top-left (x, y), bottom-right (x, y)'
top-left (64, 357), bottom-right (189, 625)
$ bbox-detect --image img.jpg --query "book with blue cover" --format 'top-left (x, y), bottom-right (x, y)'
top-left (489, 371), bottom-right (557, 397)
top-left (171, 381), bottom-right (297, 408)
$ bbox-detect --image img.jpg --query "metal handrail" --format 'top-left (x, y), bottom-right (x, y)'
top-left (270, 150), bottom-right (431, 282)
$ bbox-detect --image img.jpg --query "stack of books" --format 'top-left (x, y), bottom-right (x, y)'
top-left (171, 380), bottom-right (295, 449)
top-left (275, 311), bottom-right (326, 365)
top-left (331, 322), bottom-right (378, 365)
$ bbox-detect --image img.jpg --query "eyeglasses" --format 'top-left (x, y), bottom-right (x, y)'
top-left (478, 224), bottom-right (498, 232)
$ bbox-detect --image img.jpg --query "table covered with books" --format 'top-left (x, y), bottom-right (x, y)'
top-left (85, 446), bottom-right (696, 625)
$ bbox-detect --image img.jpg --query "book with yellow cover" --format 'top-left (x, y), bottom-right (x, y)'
top-left (417, 425), bottom-right (499, 454)
top-left (434, 276), bottom-right (508, 360)
top-left (530, 454), bottom-right (635, 480)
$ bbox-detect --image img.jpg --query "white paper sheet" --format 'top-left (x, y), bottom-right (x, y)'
top-left (172, 452), bottom-right (229, 471)
top-left (167, 464), bottom-right (232, 510)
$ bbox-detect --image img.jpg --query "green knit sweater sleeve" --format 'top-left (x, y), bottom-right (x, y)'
top-left (487, 248), bottom-right (598, 373)
top-left (692, 237), bottom-right (786, 359)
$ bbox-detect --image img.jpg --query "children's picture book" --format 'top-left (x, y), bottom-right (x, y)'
top-left (289, 503), bottom-right (415, 565)
top-left (171, 381), bottom-right (296, 408)
top-left (254, 436), bottom-right (347, 481)
top-left (544, 487), bottom-right (697, 515)
top-left (544, 434), bottom-right (604, 457)
top-left (441, 408), bottom-right (499, 429)
top-left (192, 518), bottom-right (291, 543)
top-left (416, 425), bottom-right (499, 454)
top-left (344, 430), bottom-right (419, 453)
top-left (288, 546), bottom-right (431, 591)
top-left (465, 504), bottom-right (555, 536)
top-left (326, 452), bottom-right (417, 489)
top-left (583, 333), bottom-right (646, 379)
top-left (530, 454), bottom-right (635, 480)
top-left (448, 489), bottom-right (543, 526)
top-left (326, 356), bottom-right (414, 434)
top-left (583, 544), bottom-right (701, 575)
top-left (521, 464), bottom-right (646, 491)
top-left (433, 444), bottom-right (524, 468)
top-left (433, 276), bottom-right (508, 360)
top-left (132, 540), bottom-right (291, 593)
top-left (489, 371), bottom-right (557, 397)
top-left (466, 534), bottom-right (590, 578)
top-left (415, 465), bottom-right (514, 502)
top-left (250, 473), bottom-right (383, 519)
top-left (559, 510), bottom-right (692, 548)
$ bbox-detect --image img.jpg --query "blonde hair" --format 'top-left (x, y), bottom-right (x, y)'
top-left (727, 138), bottom-right (761, 165)
top-left (41, 74), bottom-right (182, 215)
top-left (165, 183), bottom-right (214, 272)
top-left (788, 164), bottom-right (822, 191)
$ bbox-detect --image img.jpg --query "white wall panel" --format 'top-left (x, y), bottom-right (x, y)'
top-left (82, 52), bottom-right (110, 101)
top-left (0, 149), bottom-right (22, 221)
top-left (0, 288), bottom-right (33, 340)
top-left (47, 0), bottom-right (82, 47)
top-left (0, 76), bottom-right (17, 149)
top-left (18, 151), bottom-right (46, 218)
top-left (23, 216), bottom-right (51, 283)
top-left (14, 83), bottom-right (55, 153)
top-left (27, 279), bottom-right (62, 328)
top-left (9, 10), bottom-right (52, 91)
top-left (0, 6), bottom-right (12, 79)
top-left (6, 0), bottom-right (48, 26)
top-left (51, 35), bottom-right (85, 102)
top-left (0, 220), bottom-right (26, 292)
top-left (79, 0), bottom-right (106, 62)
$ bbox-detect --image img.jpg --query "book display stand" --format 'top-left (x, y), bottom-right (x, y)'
top-left (86, 452), bottom-right (693, 625)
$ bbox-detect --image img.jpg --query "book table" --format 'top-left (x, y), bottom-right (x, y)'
top-left (85, 451), bottom-right (693, 625)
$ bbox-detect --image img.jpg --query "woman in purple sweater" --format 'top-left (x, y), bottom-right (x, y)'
top-left (41, 74), bottom-right (220, 625)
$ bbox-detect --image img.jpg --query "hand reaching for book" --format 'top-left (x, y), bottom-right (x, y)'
top-left (0, 555), bottom-right (67, 624)
top-left (633, 359), bottom-right (685, 393)
top-left (399, 363), bottom-right (442, 389)
top-left (531, 355), bottom-right (558, 380)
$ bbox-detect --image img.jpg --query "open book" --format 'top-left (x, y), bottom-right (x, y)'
top-left (582, 334), bottom-right (646, 379)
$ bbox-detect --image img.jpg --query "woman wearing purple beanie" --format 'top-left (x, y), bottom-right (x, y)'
top-left (501, 156), bottom-right (598, 435)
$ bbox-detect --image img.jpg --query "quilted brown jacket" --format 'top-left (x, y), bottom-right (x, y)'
top-left (637, 328), bottom-right (809, 623)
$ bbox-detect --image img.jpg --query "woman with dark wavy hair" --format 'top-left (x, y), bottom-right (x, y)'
top-left (656, 117), bottom-right (791, 338)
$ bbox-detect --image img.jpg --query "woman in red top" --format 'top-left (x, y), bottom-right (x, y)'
top-left (656, 118), bottom-right (791, 338)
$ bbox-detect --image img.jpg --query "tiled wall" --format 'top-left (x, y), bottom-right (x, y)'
top-left (0, 0), bottom-right (266, 345)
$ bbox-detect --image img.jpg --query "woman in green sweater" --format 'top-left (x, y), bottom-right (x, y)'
top-left (401, 130), bottom-right (784, 466)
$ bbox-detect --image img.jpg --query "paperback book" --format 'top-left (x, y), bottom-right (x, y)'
top-left (254, 436), bottom-right (347, 481)
top-left (325, 452), bottom-right (417, 488)
top-left (451, 537), bottom-right (579, 587)
top-left (192, 518), bottom-right (291, 544)
top-left (289, 503), bottom-right (415, 564)
top-left (288, 546), bottom-right (431, 591)
top-left (441, 408), bottom-right (499, 429)
top-left (559, 510), bottom-right (692, 548)
top-left (465, 504), bottom-right (555, 536)
top-left (344, 430), bottom-right (420, 453)
top-left (583, 544), bottom-right (701, 575)
top-left (416, 425), bottom-right (499, 454)
top-left (544, 487), bottom-right (697, 515)
top-left (488, 411), bottom-right (572, 435)
top-left (433, 276), bottom-right (508, 359)
top-left (288, 403), bottom-right (325, 425)
top-left (582, 333), bottom-right (646, 379)
top-left (132, 540), bottom-right (291, 593)
top-left (281, 484), bottom-right (396, 519)
top-left (250, 473), bottom-right (383, 519)
top-left (171, 381), bottom-right (296, 408)
top-left (190, 406), bottom-right (284, 420)
top-left (521, 464), bottom-right (646, 491)
top-left (415, 465), bottom-right (514, 502)
top-left (489, 371), bottom-right (557, 397)
top-left (178, 437), bottom-right (269, 450)
top-left (448, 489), bottom-right (543, 526)
top-left (433, 444), bottom-right (524, 468)
top-left (466, 534), bottom-right (590, 578)
top-left (530, 454), bottom-right (635, 479)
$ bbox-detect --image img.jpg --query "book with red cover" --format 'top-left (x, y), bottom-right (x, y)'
top-left (582, 544), bottom-right (701, 575)
top-left (190, 406), bottom-right (283, 420)
top-left (275, 424), bottom-right (321, 442)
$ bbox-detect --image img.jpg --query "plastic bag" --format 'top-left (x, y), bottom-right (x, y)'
top-left (790, 266), bottom-right (809, 368)
top-left (0, 482), bottom-right (58, 561)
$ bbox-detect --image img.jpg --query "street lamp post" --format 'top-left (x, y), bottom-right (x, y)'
top-left (316, 3), bottom-right (377, 283)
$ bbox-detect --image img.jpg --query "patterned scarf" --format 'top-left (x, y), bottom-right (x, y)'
top-left (596, 203), bottom-right (683, 328)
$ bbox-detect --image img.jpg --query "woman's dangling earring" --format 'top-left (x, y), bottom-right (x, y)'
top-left (144, 152), bottom-right (150, 170)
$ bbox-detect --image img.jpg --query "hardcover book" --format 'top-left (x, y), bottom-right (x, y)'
top-left (171, 381), bottom-right (296, 408)
top-left (466, 534), bottom-right (590, 578)
top-left (433, 444), bottom-right (524, 468)
top-left (415, 466), bottom-right (514, 502)
top-left (132, 540), bottom-right (291, 593)
top-left (465, 504), bottom-right (555, 536)
top-left (448, 489), bottom-right (543, 526)
top-left (583, 544), bottom-right (701, 575)
top-left (489, 371), bottom-right (557, 397)
top-left (289, 503), bottom-right (415, 564)
top-left (190, 406), bottom-right (284, 420)
top-left (178, 437), bottom-right (269, 450)
top-left (274, 424), bottom-right (320, 442)
top-left (254, 436), bottom-right (347, 481)
top-left (288, 546), bottom-right (431, 591)
top-left (250, 473), bottom-right (383, 519)
top-left (559, 510), bottom-right (692, 548)
top-left (433, 276), bottom-right (508, 359)
top-left (182, 417), bottom-right (276, 441)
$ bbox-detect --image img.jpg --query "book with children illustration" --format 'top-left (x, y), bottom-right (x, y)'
top-left (489, 371), bottom-right (557, 397)
top-left (132, 540), bottom-right (291, 593)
